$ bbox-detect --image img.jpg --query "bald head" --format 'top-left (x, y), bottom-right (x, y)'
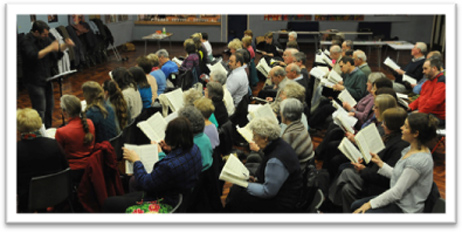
top-left (269, 66), bottom-right (286, 86)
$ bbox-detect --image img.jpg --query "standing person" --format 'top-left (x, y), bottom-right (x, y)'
top-left (17, 108), bottom-right (69, 212)
top-left (352, 113), bottom-right (438, 213)
top-left (200, 32), bottom-right (213, 62)
top-left (20, 20), bottom-right (75, 128)
top-left (55, 95), bottom-right (96, 183)
top-left (82, 81), bottom-right (118, 143)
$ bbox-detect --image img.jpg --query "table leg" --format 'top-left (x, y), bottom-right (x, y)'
top-left (144, 40), bottom-right (147, 55)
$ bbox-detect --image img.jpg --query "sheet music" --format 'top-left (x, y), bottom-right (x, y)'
top-left (402, 74), bottom-right (417, 85)
top-left (236, 124), bottom-right (254, 143)
top-left (328, 70), bottom-right (343, 84)
top-left (323, 49), bottom-right (330, 56)
top-left (309, 67), bottom-right (328, 79)
top-left (221, 154), bottom-right (249, 180)
top-left (321, 52), bottom-right (332, 66)
top-left (321, 78), bottom-right (335, 88)
top-left (396, 93), bottom-right (409, 100)
top-left (250, 104), bottom-right (278, 123)
top-left (383, 57), bottom-right (401, 70)
top-left (354, 124), bottom-right (385, 163)
top-left (164, 88), bottom-right (184, 112)
top-left (256, 58), bottom-right (271, 77)
top-left (172, 57), bottom-right (183, 66)
top-left (124, 144), bottom-right (159, 174)
top-left (207, 62), bottom-right (228, 76)
top-left (339, 137), bottom-right (363, 163)
top-left (164, 111), bottom-right (178, 124)
top-left (247, 104), bottom-right (261, 113)
top-left (338, 89), bottom-right (357, 107)
top-left (146, 112), bottom-right (167, 141)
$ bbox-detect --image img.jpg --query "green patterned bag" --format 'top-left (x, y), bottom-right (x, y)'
top-left (125, 198), bottom-right (173, 214)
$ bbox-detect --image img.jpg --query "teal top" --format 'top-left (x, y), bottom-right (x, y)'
top-left (209, 113), bottom-right (219, 128)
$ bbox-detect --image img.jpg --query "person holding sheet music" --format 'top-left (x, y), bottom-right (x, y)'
top-left (129, 67), bottom-right (152, 109)
top-left (20, 20), bottom-right (75, 128)
top-left (328, 107), bottom-right (409, 212)
top-left (412, 51), bottom-right (444, 95)
top-left (225, 117), bottom-right (303, 212)
top-left (392, 42), bottom-right (426, 94)
top-left (408, 57), bottom-right (446, 127)
top-left (353, 50), bottom-right (371, 78)
top-left (104, 117), bottom-right (202, 212)
top-left (194, 98), bottom-right (220, 149)
top-left (17, 108), bottom-right (69, 212)
top-left (205, 82), bottom-right (229, 127)
top-left (55, 95), bottom-right (95, 183)
top-left (329, 45), bottom-right (343, 74)
top-left (136, 55), bottom-right (159, 99)
top-left (226, 53), bottom-right (249, 107)
top-left (209, 70), bottom-right (235, 116)
top-left (155, 49), bottom-right (178, 79)
top-left (259, 32), bottom-right (282, 64)
top-left (319, 94), bottom-right (398, 180)
top-left (267, 66), bottom-right (291, 115)
top-left (352, 113), bottom-right (438, 213)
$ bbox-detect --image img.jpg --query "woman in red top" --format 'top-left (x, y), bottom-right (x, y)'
top-left (55, 94), bottom-right (96, 181)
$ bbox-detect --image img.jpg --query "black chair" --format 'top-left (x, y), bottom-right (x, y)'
top-left (432, 197), bottom-right (446, 213)
top-left (424, 182), bottom-right (441, 213)
top-left (108, 132), bottom-right (124, 161)
top-left (28, 168), bottom-right (74, 212)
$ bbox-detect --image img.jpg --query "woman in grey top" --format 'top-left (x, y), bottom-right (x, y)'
top-left (352, 113), bottom-right (439, 213)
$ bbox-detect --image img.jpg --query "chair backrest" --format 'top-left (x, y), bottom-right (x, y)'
top-left (170, 193), bottom-right (183, 213)
top-left (424, 182), bottom-right (441, 213)
top-left (29, 168), bottom-right (73, 212)
top-left (432, 197), bottom-right (446, 213)
top-left (108, 132), bottom-right (124, 161)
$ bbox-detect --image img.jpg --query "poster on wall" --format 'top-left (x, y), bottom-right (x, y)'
top-left (48, 15), bottom-right (58, 23)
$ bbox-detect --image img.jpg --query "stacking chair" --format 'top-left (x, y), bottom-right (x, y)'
top-left (432, 197), bottom-right (446, 213)
top-left (109, 132), bottom-right (124, 161)
top-left (28, 168), bottom-right (74, 212)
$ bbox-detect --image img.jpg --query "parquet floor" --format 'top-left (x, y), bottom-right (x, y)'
top-left (16, 40), bottom-right (445, 208)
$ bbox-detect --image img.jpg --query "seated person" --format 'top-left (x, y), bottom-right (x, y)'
top-left (287, 31), bottom-right (299, 50)
top-left (413, 51), bottom-right (444, 95)
top-left (353, 50), bottom-right (372, 78)
top-left (111, 67), bottom-right (143, 120)
top-left (226, 53), bottom-right (249, 107)
top-left (259, 31), bottom-right (282, 63)
top-left (225, 117), bottom-right (303, 212)
top-left (341, 40), bottom-right (353, 56)
top-left (328, 107), bottom-right (409, 212)
top-left (103, 117), bottom-right (202, 212)
top-left (200, 32), bottom-right (213, 62)
top-left (135, 56), bottom-right (158, 100)
top-left (352, 113), bottom-right (438, 213)
top-left (183, 88), bottom-right (218, 128)
top-left (392, 42), bottom-right (426, 93)
top-left (56, 95), bottom-right (96, 182)
top-left (243, 29), bottom-right (256, 51)
top-left (155, 49), bottom-right (178, 79)
top-left (17, 108), bottom-right (69, 212)
top-left (242, 36), bottom-right (255, 59)
top-left (205, 82), bottom-right (229, 128)
top-left (147, 53), bottom-right (167, 94)
top-left (194, 97), bottom-right (220, 149)
top-left (408, 57), bottom-right (445, 127)
top-left (102, 80), bottom-right (129, 132)
top-left (129, 66), bottom-right (152, 109)
top-left (209, 70), bottom-right (235, 116)
top-left (82, 81), bottom-right (118, 143)
top-left (178, 106), bottom-right (213, 172)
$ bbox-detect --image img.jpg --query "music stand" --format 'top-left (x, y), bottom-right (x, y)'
top-left (46, 69), bottom-right (77, 126)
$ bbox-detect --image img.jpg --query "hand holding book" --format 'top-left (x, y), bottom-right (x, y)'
top-left (123, 147), bottom-right (140, 163)
top-left (370, 152), bottom-right (384, 168)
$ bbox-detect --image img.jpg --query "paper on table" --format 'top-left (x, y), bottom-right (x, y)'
top-left (383, 57), bottom-right (401, 70)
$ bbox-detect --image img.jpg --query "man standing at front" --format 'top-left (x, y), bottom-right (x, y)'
top-left (408, 57), bottom-right (446, 127)
top-left (20, 20), bottom-right (75, 128)
top-left (226, 53), bottom-right (249, 107)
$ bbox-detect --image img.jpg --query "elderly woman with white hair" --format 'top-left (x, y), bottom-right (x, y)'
top-left (280, 98), bottom-right (314, 171)
top-left (225, 117), bottom-right (303, 212)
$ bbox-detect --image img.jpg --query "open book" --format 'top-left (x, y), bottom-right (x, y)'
top-left (247, 103), bottom-right (278, 123)
top-left (338, 89), bottom-right (357, 107)
top-left (163, 88), bottom-right (184, 112)
top-left (327, 70), bottom-right (343, 84)
top-left (309, 67), bottom-right (328, 80)
top-left (333, 111), bottom-right (356, 134)
top-left (402, 74), bottom-right (417, 85)
top-left (124, 143), bottom-right (159, 174)
top-left (207, 61), bottom-right (228, 76)
top-left (353, 123), bottom-right (385, 164)
top-left (172, 57), bottom-right (183, 66)
top-left (256, 58), bottom-right (271, 77)
top-left (137, 112), bottom-right (168, 142)
top-left (383, 57), bottom-right (400, 70)
top-left (236, 123), bottom-right (254, 143)
top-left (338, 137), bottom-right (364, 163)
top-left (219, 153), bottom-right (250, 188)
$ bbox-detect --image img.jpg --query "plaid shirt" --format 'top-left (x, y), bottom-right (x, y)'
top-left (133, 144), bottom-right (202, 197)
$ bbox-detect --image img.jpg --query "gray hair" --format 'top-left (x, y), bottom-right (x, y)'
top-left (288, 31), bottom-right (297, 39)
top-left (344, 40), bottom-right (353, 49)
top-left (273, 66), bottom-right (287, 77)
top-left (178, 105), bottom-right (205, 134)
top-left (415, 42), bottom-right (427, 53)
top-left (281, 81), bottom-right (305, 103)
top-left (206, 82), bottom-right (224, 101)
top-left (285, 48), bottom-right (299, 56)
top-left (210, 70), bottom-right (227, 85)
top-left (354, 49), bottom-right (367, 62)
top-left (248, 117), bottom-right (280, 141)
top-left (330, 45), bottom-right (342, 54)
top-left (183, 88), bottom-right (203, 106)
top-left (293, 52), bottom-right (306, 64)
top-left (280, 98), bottom-right (304, 122)
top-left (368, 72), bottom-right (386, 83)
top-left (155, 49), bottom-right (169, 58)
top-left (287, 63), bottom-right (301, 75)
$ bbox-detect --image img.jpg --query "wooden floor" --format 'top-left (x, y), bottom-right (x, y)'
top-left (16, 40), bottom-right (445, 207)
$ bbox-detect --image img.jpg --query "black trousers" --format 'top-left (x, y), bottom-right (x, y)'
top-left (26, 82), bottom-right (54, 128)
